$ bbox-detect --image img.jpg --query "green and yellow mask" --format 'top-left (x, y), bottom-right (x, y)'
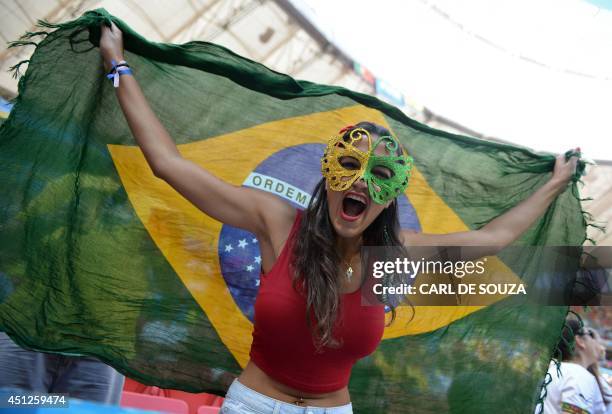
top-left (321, 127), bottom-right (414, 204)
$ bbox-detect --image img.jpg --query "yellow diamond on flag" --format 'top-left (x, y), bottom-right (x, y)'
top-left (109, 105), bottom-right (523, 367)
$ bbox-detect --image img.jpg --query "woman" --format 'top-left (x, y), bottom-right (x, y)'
top-left (100, 21), bottom-right (580, 414)
top-left (589, 337), bottom-right (612, 413)
top-left (541, 318), bottom-right (607, 414)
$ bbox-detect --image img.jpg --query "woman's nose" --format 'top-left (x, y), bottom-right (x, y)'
top-left (353, 176), bottom-right (367, 190)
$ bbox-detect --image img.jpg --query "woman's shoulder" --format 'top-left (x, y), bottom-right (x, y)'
top-left (560, 362), bottom-right (600, 389)
top-left (398, 228), bottom-right (419, 245)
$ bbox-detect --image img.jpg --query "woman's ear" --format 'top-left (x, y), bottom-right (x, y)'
top-left (574, 336), bottom-right (587, 351)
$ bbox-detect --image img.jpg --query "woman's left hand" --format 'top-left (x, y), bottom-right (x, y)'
top-left (550, 147), bottom-right (580, 189)
top-left (404, 147), bottom-right (582, 252)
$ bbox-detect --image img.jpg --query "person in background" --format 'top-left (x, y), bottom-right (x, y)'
top-left (0, 332), bottom-right (125, 404)
top-left (590, 329), bottom-right (612, 413)
top-left (541, 318), bottom-right (606, 414)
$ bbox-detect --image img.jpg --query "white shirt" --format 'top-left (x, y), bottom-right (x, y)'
top-left (540, 361), bottom-right (605, 414)
top-left (598, 375), bottom-right (612, 414)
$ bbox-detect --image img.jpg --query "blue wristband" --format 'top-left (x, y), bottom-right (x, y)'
top-left (106, 59), bottom-right (132, 88)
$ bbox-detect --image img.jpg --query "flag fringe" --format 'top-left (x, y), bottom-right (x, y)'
top-left (580, 250), bottom-right (596, 261)
top-left (4, 10), bottom-right (112, 127)
top-left (7, 40), bottom-right (38, 49)
top-left (8, 60), bottom-right (30, 80)
top-left (535, 159), bottom-right (603, 414)
top-left (586, 223), bottom-right (607, 233)
top-left (6, 11), bottom-right (112, 83)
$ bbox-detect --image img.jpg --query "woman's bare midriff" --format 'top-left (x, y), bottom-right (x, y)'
top-left (236, 360), bottom-right (351, 407)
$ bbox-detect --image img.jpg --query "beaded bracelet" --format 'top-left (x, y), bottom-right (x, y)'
top-left (106, 59), bottom-right (133, 88)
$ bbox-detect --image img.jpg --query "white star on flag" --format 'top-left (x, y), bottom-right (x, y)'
top-left (246, 265), bottom-right (254, 272)
top-left (238, 239), bottom-right (248, 249)
top-left (254, 256), bottom-right (261, 264)
top-left (224, 244), bottom-right (233, 252)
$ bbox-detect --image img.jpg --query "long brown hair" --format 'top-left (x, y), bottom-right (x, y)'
top-left (291, 122), bottom-right (404, 350)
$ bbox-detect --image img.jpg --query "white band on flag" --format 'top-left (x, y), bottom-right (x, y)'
top-left (243, 172), bottom-right (311, 208)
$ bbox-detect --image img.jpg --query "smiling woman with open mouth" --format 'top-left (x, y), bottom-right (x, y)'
top-left (100, 20), bottom-right (581, 414)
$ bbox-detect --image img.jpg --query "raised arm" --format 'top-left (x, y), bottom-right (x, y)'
top-left (402, 151), bottom-right (580, 256)
top-left (99, 22), bottom-right (294, 238)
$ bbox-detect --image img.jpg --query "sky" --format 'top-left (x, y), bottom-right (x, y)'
top-left (298, 0), bottom-right (612, 161)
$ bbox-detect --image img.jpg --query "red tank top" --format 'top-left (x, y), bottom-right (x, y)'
top-left (249, 210), bottom-right (385, 393)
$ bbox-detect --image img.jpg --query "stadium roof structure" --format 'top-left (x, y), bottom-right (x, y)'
top-left (0, 0), bottom-right (418, 112)
top-left (0, 0), bottom-right (609, 246)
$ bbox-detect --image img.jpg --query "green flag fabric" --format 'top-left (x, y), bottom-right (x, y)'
top-left (0, 9), bottom-right (593, 413)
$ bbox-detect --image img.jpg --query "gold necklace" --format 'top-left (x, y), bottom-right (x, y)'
top-left (342, 255), bottom-right (357, 281)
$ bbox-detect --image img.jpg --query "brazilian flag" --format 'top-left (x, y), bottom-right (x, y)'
top-left (0, 9), bottom-right (591, 414)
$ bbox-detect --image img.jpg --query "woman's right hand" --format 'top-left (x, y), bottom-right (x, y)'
top-left (100, 21), bottom-right (124, 72)
top-left (98, 19), bottom-right (294, 272)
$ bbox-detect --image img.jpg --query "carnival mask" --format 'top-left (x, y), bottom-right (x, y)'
top-left (321, 127), bottom-right (414, 204)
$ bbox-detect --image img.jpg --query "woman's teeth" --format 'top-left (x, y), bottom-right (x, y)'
top-left (346, 193), bottom-right (367, 204)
